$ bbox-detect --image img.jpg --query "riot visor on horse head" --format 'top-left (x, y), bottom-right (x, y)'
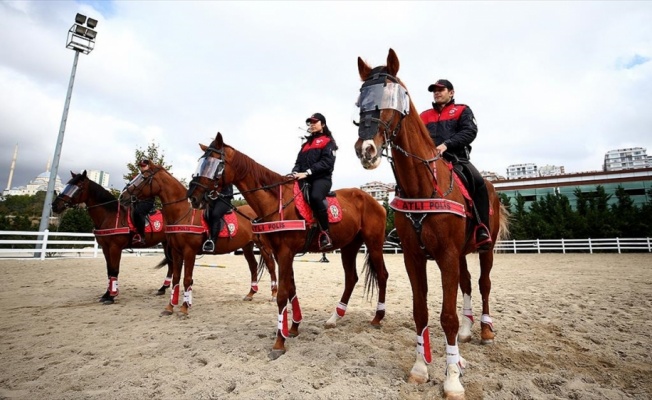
top-left (356, 70), bottom-right (409, 139)
top-left (187, 146), bottom-right (227, 209)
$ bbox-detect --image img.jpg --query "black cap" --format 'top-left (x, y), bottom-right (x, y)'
top-left (427, 79), bottom-right (454, 92)
top-left (305, 112), bottom-right (326, 125)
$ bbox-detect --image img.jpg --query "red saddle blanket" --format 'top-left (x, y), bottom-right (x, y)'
top-left (127, 210), bottom-right (165, 233)
top-left (293, 182), bottom-right (343, 225)
top-left (201, 211), bottom-right (239, 238)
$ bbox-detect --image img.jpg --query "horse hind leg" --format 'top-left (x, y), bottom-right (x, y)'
top-left (479, 250), bottom-right (496, 344)
top-left (324, 241), bottom-right (361, 329)
top-left (241, 243), bottom-right (259, 301)
top-left (457, 256), bottom-right (474, 343)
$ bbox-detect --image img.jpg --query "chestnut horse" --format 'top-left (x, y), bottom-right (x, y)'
top-left (186, 132), bottom-right (389, 359)
top-left (119, 162), bottom-right (278, 316)
top-left (354, 49), bottom-right (509, 398)
top-left (51, 170), bottom-right (173, 305)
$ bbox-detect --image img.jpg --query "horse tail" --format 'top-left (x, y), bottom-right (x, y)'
top-left (154, 241), bottom-right (172, 270)
top-left (362, 253), bottom-right (379, 301)
top-left (256, 254), bottom-right (266, 281)
top-left (497, 203), bottom-right (511, 241)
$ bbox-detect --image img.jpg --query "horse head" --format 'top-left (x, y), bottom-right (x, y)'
top-left (52, 170), bottom-right (90, 213)
top-left (187, 132), bottom-right (231, 210)
top-left (119, 162), bottom-right (162, 206)
top-left (354, 48), bottom-right (411, 170)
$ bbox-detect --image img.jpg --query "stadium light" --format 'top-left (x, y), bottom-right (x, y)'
top-left (35, 13), bottom-right (99, 257)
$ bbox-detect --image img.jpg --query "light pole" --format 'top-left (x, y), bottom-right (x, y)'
top-left (35, 13), bottom-right (98, 257)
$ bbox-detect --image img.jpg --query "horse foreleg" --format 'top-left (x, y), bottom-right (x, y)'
top-left (458, 256), bottom-right (474, 343)
top-left (179, 251), bottom-right (196, 317)
top-left (478, 250), bottom-right (495, 344)
top-left (270, 250), bottom-right (293, 360)
top-left (439, 254), bottom-right (465, 399)
top-left (162, 250), bottom-right (183, 316)
top-left (100, 246), bottom-right (121, 305)
top-left (403, 252), bottom-right (430, 384)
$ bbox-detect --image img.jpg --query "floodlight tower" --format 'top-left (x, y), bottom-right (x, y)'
top-left (35, 13), bottom-right (99, 257)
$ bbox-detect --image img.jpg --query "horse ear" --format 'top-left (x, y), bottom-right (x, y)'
top-left (199, 143), bottom-right (208, 151)
top-left (71, 171), bottom-right (77, 178)
top-left (82, 170), bottom-right (87, 177)
top-left (358, 57), bottom-right (372, 81)
top-left (216, 132), bottom-right (224, 148)
top-left (387, 48), bottom-right (400, 76)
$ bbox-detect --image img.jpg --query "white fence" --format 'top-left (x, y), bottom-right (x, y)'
top-left (0, 230), bottom-right (164, 259)
top-left (0, 230), bottom-right (650, 259)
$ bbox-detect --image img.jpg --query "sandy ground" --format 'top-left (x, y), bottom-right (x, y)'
top-left (0, 252), bottom-right (650, 400)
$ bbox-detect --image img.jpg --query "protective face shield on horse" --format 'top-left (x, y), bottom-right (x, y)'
top-left (192, 156), bottom-right (224, 180)
top-left (355, 77), bottom-right (409, 140)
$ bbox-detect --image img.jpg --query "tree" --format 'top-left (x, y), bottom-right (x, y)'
top-left (57, 208), bottom-right (94, 233)
top-left (383, 198), bottom-right (395, 238)
top-left (123, 141), bottom-right (172, 183)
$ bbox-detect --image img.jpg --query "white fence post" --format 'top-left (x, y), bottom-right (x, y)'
top-left (589, 238), bottom-right (593, 254)
top-left (94, 240), bottom-right (100, 258)
top-left (536, 238), bottom-right (540, 254)
top-left (562, 238), bottom-right (566, 254)
top-left (617, 237), bottom-right (621, 254)
top-left (39, 229), bottom-right (50, 260)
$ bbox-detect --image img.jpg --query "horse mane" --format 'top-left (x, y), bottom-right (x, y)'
top-left (227, 144), bottom-right (288, 188)
top-left (69, 174), bottom-right (119, 212)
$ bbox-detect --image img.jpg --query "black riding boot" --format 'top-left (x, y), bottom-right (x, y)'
top-left (473, 184), bottom-right (492, 252)
top-left (133, 213), bottom-right (146, 245)
top-left (203, 219), bottom-right (222, 253)
top-left (315, 208), bottom-right (333, 251)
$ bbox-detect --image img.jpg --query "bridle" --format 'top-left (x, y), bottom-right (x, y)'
top-left (188, 144), bottom-right (301, 221)
top-left (357, 70), bottom-right (451, 199)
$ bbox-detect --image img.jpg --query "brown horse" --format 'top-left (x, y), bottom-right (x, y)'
top-left (354, 49), bottom-right (509, 398)
top-left (51, 170), bottom-right (172, 305)
top-left (186, 132), bottom-right (389, 359)
top-left (119, 161), bottom-right (278, 316)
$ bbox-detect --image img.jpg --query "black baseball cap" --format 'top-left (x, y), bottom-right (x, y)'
top-left (305, 112), bottom-right (326, 124)
top-left (427, 79), bottom-right (454, 92)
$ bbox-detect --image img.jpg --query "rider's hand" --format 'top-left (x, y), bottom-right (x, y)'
top-left (292, 172), bottom-right (308, 180)
top-left (436, 143), bottom-right (447, 156)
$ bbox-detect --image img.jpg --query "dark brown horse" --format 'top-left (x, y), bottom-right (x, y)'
top-left (354, 49), bottom-right (509, 398)
top-left (186, 132), bottom-right (389, 359)
top-left (51, 170), bottom-right (172, 305)
top-left (119, 161), bottom-right (278, 316)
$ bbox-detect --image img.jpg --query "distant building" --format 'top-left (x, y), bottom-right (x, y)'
top-left (481, 171), bottom-right (505, 182)
top-left (2, 170), bottom-right (64, 197)
top-left (360, 181), bottom-right (395, 203)
top-left (506, 163), bottom-right (538, 180)
top-left (87, 170), bottom-right (110, 189)
top-left (538, 164), bottom-right (565, 177)
top-left (494, 168), bottom-right (652, 210)
top-left (603, 147), bottom-right (649, 171)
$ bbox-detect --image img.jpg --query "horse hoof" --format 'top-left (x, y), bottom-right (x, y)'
top-left (444, 391), bottom-right (465, 400)
top-left (407, 374), bottom-right (428, 384)
top-left (177, 313), bottom-right (190, 320)
top-left (324, 322), bottom-right (336, 329)
top-left (160, 310), bottom-right (173, 316)
top-left (242, 295), bottom-right (254, 301)
top-left (481, 338), bottom-right (494, 345)
top-left (369, 320), bottom-right (382, 329)
top-left (268, 349), bottom-right (286, 360)
top-left (458, 335), bottom-right (472, 343)
top-left (102, 299), bottom-right (115, 305)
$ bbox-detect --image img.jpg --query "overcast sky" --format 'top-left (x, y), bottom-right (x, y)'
top-left (1, 1), bottom-right (651, 193)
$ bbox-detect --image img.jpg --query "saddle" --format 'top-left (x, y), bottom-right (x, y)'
top-left (294, 182), bottom-right (343, 225)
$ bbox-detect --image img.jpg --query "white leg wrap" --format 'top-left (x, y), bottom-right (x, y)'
top-left (376, 302), bottom-right (386, 311)
top-left (446, 344), bottom-right (460, 366)
top-left (183, 287), bottom-right (192, 307)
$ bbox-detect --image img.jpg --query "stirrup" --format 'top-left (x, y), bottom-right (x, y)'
top-left (202, 239), bottom-right (215, 252)
top-left (132, 234), bottom-right (145, 245)
top-left (474, 225), bottom-right (492, 251)
top-left (319, 232), bottom-right (333, 251)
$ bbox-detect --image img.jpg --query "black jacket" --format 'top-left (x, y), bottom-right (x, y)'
top-left (419, 100), bottom-right (478, 161)
top-left (292, 133), bottom-right (336, 182)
